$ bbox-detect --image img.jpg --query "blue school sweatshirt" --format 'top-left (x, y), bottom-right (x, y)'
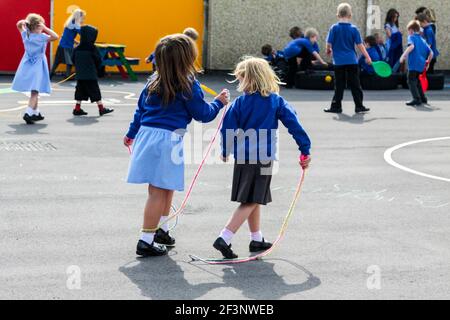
top-left (283, 38), bottom-right (316, 60)
top-left (126, 79), bottom-right (224, 139)
top-left (359, 46), bottom-right (381, 74)
top-left (326, 22), bottom-right (363, 65)
top-left (221, 92), bottom-right (311, 161)
top-left (423, 25), bottom-right (439, 58)
top-left (407, 33), bottom-right (432, 72)
top-left (59, 20), bottom-right (81, 49)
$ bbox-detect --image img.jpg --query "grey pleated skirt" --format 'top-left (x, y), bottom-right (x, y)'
top-left (231, 161), bottom-right (273, 205)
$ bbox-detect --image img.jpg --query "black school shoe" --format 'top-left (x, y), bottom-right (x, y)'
top-left (23, 113), bottom-right (35, 125)
top-left (213, 237), bottom-right (238, 259)
top-left (249, 238), bottom-right (273, 253)
top-left (355, 106), bottom-right (370, 113)
top-left (136, 240), bottom-right (167, 257)
top-left (99, 107), bottom-right (114, 116)
top-left (31, 113), bottom-right (45, 121)
top-left (323, 107), bottom-right (342, 114)
top-left (406, 100), bottom-right (422, 106)
top-left (73, 108), bottom-right (88, 116)
top-left (154, 228), bottom-right (176, 247)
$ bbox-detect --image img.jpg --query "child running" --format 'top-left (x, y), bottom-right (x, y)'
top-left (50, 9), bottom-right (85, 79)
top-left (12, 14), bottom-right (59, 125)
top-left (399, 20), bottom-right (433, 106)
top-left (213, 57), bottom-right (311, 259)
top-left (124, 34), bottom-right (229, 257)
top-left (72, 25), bottom-right (113, 116)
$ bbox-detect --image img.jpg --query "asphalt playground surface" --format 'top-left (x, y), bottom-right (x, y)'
top-left (0, 74), bottom-right (449, 300)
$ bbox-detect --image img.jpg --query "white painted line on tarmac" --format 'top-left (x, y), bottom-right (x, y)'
top-left (384, 137), bottom-right (450, 183)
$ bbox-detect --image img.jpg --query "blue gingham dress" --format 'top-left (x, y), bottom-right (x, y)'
top-left (127, 126), bottom-right (185, 191)
top-left (12, 31), bottom-right (51, 94)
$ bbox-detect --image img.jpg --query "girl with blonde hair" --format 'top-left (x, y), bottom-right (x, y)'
top-left (50, 8), bottom-right (86, 79)
top-left (12, 13), bottom-right (59, 124)
top-left (213, 57), bottom-right (311, 259)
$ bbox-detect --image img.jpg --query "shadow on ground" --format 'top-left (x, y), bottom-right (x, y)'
top-left (332, 113), bottom-right (397, 124)
top-left (6, 123), bottom-right (48, 135)
top-left (119, 254), bottom-right (320, 299)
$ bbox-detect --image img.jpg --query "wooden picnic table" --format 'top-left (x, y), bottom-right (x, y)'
top-left (95, 43), bottom-right (139, 81)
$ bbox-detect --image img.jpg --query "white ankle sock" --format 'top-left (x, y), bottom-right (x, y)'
top-left (33, 108), bottom-right (40, 115)
top-left (159, 216), bottom-right (169, 232)
top-left (26, 107), bottom-right (35, 116)
top-left (140, 232), bottom-right (155, 244)
top-left (251, 231), bottom-right (263, 242)
top-left (219, 228), bottom-right (234, 245)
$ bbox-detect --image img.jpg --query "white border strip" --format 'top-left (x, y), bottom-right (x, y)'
top-left (384, 137), bottom-right (450, 183)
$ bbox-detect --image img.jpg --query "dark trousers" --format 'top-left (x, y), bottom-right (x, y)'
top-left (428, 58), bottom-right (436, 74)
top-left (407, 71), bottom-right (426, 102)
top-left (331, 64), bottom-right (364, 109)
top-left (286, 57), bottom-right (298, 87)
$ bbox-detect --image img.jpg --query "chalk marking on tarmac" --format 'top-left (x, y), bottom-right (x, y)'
top-left (0, 88), bottom-right (138, 114)
top-left (384, 137), bottom-right (450, 183)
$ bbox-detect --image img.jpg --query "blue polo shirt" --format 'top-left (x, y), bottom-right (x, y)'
top-left (423, 25), bottom-right (439, 58)
top-left (283, 38), bottom-right (316, 60)
top-left (407, 33), bottom-right (432, 72)
top-left (326, 22), bottom-right (363, 65)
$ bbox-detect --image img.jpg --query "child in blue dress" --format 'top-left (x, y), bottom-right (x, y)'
top-left (12, 14), bottom-right (59, 125)
top-left (213, 57), bottom-right (311, 259)
top-left (384, 8), bottom-right (403, 70)
top-left (124, 34), bottom-right (229, 257)
top-left (50, 9), bottom-right (85, 79)
top-left (399, 20), bottom-right (433, 106)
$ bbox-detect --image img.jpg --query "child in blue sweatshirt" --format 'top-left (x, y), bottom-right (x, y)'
top-left (283, 28), bottom-right (328, 88)
top-left (324, 3), bottom-right (372, 114)
top-left (417, 13), bottom-right (439, 74)
top-left (359, 35), bottom-right (381, 75)
top-left (213, 57), bottom-right (311, 259)
top-left (50, 9), bottom-right (85, 79)
top-left (399, 20), bottom-right (433, 106)
top-left (124, 34), bottom-right (229, 257)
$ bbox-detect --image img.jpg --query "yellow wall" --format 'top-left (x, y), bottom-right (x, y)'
top-left (52, 0), bottom-right (204, 72)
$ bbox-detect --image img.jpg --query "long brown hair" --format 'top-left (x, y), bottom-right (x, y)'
top-left (148, 34), bottom-right (198, 106)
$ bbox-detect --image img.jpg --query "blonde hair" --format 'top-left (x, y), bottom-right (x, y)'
top-left (337, 3), bottom-right (352, 18)
top-left (407, 20), bottom-right (421, 33)
top-left (25, 13), bottom-right (45, 32)
top-left (230, 56), bottom-right (282, 97)
top-left (148, 34), bottom-right (198, 106)
top-left (305, 27), bottom-right (319, 38)
top-left (65, 9), bottom-right (86, 27)
top-left (183, 27), bottom-right (199, 41)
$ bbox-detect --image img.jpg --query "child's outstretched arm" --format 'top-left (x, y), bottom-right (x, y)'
top-left (185, 80), bottom-right (229, 123)
top-left (357, 44), bottom-right (372, 65)
top-left (399, 45), bottom-right (414, 64)
top-left (277, 97), bottom-right (311, 160)
top-left (313, 52), bottom-right (328, 66)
